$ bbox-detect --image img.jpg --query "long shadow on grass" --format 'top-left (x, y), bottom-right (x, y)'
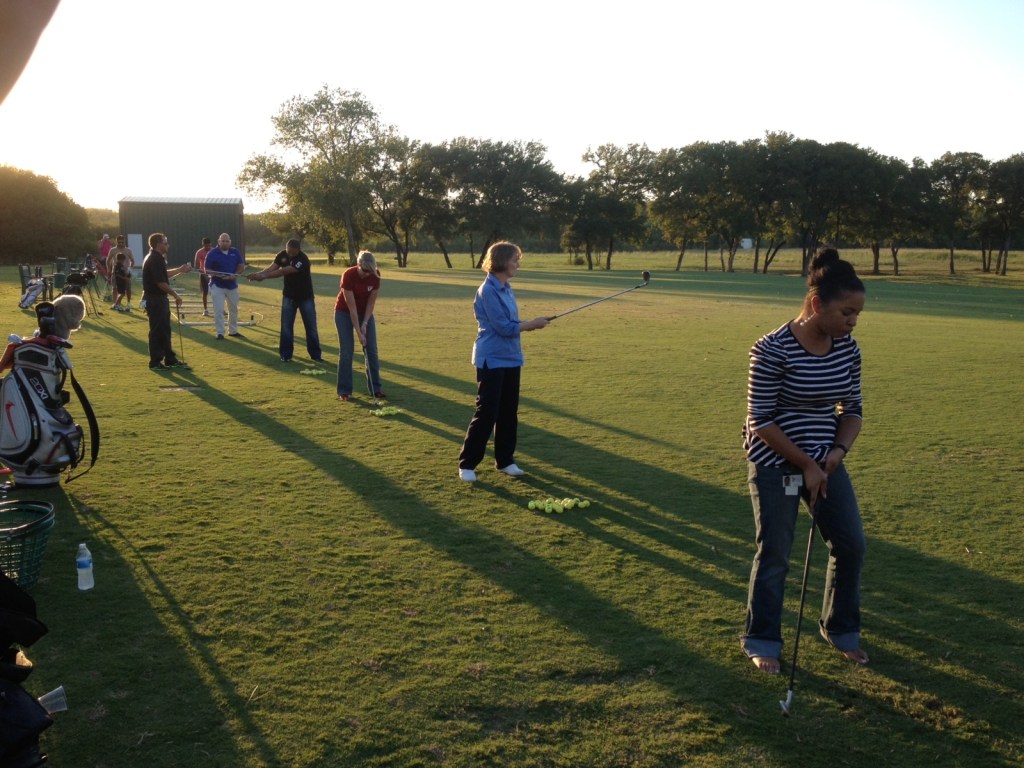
top-left (27, 490), bottom-right (260, 766)
top-left (167, 369), bottom-right (1024, 765)
top-left (382, 359), bottom-right (682, 452)
top-left (351, 362), bottom-right (1024, 763)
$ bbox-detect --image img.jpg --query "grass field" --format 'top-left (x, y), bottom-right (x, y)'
top-left (2, 250), bottom-right (1021, 767)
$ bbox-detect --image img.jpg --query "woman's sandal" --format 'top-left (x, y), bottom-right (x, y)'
top-left (751, 656), bottom-right (781, 674)
top-left (838, 647), bottom-right (869, 665)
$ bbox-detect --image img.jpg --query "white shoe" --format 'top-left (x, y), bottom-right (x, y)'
top-left (498, 463), bottom-right (525, 477)
top-left (458, 468), bottom-right (477, 482)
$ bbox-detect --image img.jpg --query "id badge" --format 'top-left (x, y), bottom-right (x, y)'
top-left (783, 474), bottom-right (802, 496)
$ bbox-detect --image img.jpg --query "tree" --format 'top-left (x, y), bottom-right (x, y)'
top-left (561, 177), bottom-right (646, 270)
top-left (741, 133), bottom-right (798, 274)
top-left (698, 141), bottom-right (755, 272)
top-left (648, 144), bottom-right (722, 272)
top-left (404, 143), bottom-right (462, 268)
top-left (648, 147), bottom-right (702, 271)
top-left (930, 152), bottom-right (989, 275)
top-left (238, 87), bottom-right (386, 266)
top-left (842, 152), bottom-right (912, 275)
top-left (578, 144), bottom-right (651, 270)
top-left (440, 138), bottom-right (564, 267)
top-left (363, 132), bottom-right (418, 267)
top-left (981, 154), bottom-right (1024, 275)
top-left (0, 166), bottom-right (91, 264)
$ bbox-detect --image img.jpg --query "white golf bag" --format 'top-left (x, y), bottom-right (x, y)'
top-left (0, 334), bottom-right (99, 487)
top-left (17, 280), bottom-right (46, 310)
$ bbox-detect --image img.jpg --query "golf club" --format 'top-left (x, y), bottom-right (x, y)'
top-left (547, 271), bottom-right (651, 321)
top-left (779, 498), bottom-right (820, 717)
top-left (197, 269), bottom-right (244, 280)
top-left (362, 344), bottom-right (380, 404)
top-left (176, 306), bottom-right (187, 365)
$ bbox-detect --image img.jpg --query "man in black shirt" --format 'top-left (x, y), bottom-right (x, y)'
top-left (142, 232), bottom-right (192, 370)
top-left (248, 239), bottom-right (323, 362)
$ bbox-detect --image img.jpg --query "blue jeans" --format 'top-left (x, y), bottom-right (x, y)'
top-left (335, 311), bottom-right (381, 395)
top-left (280, 296), bottom-right (322, 361)
top-left (742, 461), bottom-right (865, 659)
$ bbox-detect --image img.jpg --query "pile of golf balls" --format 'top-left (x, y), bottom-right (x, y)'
top-left (527, 497), bottom-right (592, 513)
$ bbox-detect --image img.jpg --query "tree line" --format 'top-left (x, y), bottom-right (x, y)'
top-left (239, 87), bottom-right (1023, 276)
top-left (3, 86), bottom-right (1020, 274)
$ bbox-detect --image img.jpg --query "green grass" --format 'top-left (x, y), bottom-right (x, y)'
top-left (3, 252), bottom-right (1022, 767)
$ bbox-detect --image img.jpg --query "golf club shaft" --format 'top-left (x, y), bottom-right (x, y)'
top-left (177, 310), bottom-right (186, 362)
top-left (782, 500), bottom-right (819, 712)
top-left (362, 345), bottom-right (374, 398)
top-left (548, 281), bottom-right (649, 321)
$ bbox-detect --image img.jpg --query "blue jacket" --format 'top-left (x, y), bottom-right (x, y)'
top-left (471, 272), bottom-right (523, 369)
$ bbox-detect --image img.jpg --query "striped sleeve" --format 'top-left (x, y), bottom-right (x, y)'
top-left (746, 333), bottom-right (787, 431)
top-left (836, 339), bottom-right (863, 419)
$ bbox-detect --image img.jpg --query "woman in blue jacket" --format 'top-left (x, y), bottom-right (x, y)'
top-left (458, 242), bottom-right (549, 482)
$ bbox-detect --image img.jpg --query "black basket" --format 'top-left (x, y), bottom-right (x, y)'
top-left (0, 501), bottom-right (55, 589)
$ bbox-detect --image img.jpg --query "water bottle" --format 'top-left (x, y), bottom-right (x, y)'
top-left (76, 543), bottom-right (94, 590)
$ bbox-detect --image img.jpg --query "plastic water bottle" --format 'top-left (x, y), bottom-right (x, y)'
top-left (76, 543), bottom-right (94, 590)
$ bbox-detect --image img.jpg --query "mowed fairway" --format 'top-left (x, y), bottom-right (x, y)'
top-left (5, 255), bottom-right (1022, 767)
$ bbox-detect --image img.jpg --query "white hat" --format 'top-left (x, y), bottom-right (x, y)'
top-left (102, 234), bottom-right (110, 239)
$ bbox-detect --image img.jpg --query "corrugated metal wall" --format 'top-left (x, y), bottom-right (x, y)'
top-left (118, 198), bottom-right (246, 267)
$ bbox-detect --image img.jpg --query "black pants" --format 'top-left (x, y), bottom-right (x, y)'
top-left (146, 294), bottom-right (175, 365)
top-left (459, 365), bottom-right (520, 471)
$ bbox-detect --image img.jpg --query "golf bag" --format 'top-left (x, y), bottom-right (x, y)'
top-left (0, 572), bottom-right (53, 767)
top-left (60, 269), bottom-right (95, 296)
top-left (17, 281), bottom-right (46, 310)
top-left (0, 318), bottom-right (99, 487)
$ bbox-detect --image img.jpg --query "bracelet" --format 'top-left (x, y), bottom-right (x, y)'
top-left (833, 443), bottom-right (849, 456)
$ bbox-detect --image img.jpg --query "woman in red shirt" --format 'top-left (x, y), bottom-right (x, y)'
top-left (334, 251), bottom-right (384, 401)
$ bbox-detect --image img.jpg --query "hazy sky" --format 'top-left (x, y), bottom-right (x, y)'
top-left (1, 0), bottom-right (1021, 213)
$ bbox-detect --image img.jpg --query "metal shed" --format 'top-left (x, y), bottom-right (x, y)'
top-left (117, 197), bottom-right (245, 267)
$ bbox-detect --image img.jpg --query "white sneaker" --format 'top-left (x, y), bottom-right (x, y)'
top-left (458, 468), bottom-right (477, 482)
top-left (498, 463), bottom-right (525, 477)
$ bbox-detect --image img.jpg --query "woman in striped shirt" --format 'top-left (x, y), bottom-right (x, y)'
top-left (741, 248), bottom-right (869, 674)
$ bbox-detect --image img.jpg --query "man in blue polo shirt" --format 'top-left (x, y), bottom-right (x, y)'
top-left (205, 232), bottom-right (246, 339)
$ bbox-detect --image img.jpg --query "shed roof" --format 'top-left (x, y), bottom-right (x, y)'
top-left (119, 196), bottom-right (243, 205)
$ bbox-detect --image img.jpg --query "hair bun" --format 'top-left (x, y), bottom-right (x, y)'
top-left (810, 247), bottom-right (840, 272)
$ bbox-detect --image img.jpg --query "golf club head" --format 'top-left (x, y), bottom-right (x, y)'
top-left (779, 690), bottom-right (793, 717)
top-left (641, 270), bottom-right (651, 285)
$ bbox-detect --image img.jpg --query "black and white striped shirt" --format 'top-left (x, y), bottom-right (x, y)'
top-left (743, 322), bottom-right (863, 467)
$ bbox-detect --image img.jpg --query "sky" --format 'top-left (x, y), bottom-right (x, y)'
top-left (1, 0), bottom-right (1022, 213)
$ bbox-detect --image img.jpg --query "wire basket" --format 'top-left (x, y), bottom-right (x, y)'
top-left (0, 500), bottom-right (56, 589)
